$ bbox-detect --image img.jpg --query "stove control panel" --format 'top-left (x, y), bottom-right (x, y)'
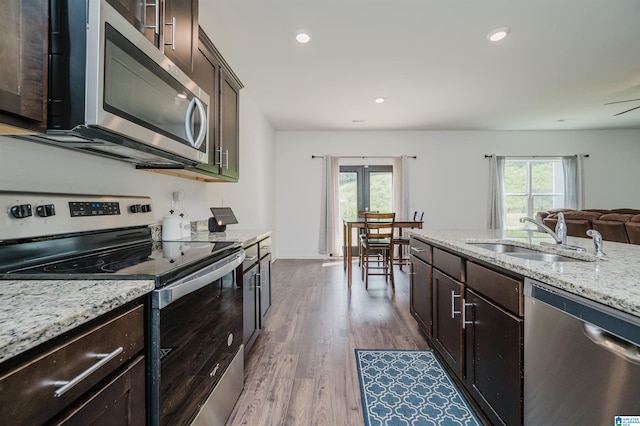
top-left (1, 191), bottom-right (154, 241)
top-left (70, 201), bottom-right (121, 217)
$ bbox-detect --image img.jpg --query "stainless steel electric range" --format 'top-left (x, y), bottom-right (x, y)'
top-left (0, 191), bottom-right (245, 425)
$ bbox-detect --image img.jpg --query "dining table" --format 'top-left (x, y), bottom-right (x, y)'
top-left (342, 217), bottom-right (423, 288)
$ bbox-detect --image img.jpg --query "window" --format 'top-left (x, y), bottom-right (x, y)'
top-left (504, 158), bottom-right (564, 229)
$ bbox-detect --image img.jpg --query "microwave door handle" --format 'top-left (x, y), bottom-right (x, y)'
top-left (193, 97), bottom-right (207, 149)
top-left (185, 98), bottom-right (197, 147)
top-left (184, 98), bottom-right (207, 149)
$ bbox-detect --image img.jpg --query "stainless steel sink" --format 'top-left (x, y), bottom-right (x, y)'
top-left (467, 242), bottom-right (538, 254)
top-left (468, 242), bottom-right (586, 262)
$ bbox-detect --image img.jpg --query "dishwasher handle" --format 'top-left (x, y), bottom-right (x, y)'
top-left (583, 323), bottom-right (640, 364)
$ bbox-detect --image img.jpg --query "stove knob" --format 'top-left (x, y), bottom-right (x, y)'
top-left (10, 204), bottom-right (33, 219)
top-left (36, 204), bottom-right (56, 218)
top-left (130, 204), bottom-right (142, 213)
top-left (141, 204), bottom-right (152, 213)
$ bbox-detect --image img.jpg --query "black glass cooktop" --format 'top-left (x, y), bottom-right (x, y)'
top-left (2, 240), bottom-right (240, 287)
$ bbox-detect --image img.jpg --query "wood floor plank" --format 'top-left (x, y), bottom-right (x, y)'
top-left (227, 259), bottom-right (429, 425)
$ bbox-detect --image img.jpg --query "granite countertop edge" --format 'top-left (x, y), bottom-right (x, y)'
top-left (410, 229), bottom-right (640, 318)
top-left (0, 279), bottom-right (155, 364)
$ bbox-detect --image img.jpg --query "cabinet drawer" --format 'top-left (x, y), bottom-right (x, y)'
top-left (243, 243), bottom-right (259, 270)
top-left (466, 262), bottom-right (523, 316)
top-left (0, 304), bottom-right (144, 425)
top-left (433, 247), bottom-right (465, 282)
top-left (410, 237), bottom-right (432, 264)
top-left (56, 355), bottom-right (146, 425)
top-left (259, 237), bottom-right (272, 258)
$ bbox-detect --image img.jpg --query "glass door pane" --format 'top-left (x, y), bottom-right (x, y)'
top-left (368, 171), bottom-right (392, 213)
top-left (339, 171), bottom-right (358, 220)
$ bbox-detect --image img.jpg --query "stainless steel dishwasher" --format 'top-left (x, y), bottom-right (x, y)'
top-left (524, 278), bottom-right (640, 425)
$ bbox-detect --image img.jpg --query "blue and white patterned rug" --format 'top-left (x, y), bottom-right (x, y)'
top-left (355, 349), bottom-right (481, 426)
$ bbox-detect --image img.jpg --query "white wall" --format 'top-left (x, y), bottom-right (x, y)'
top-left (208, 91), bottom-right (277, 231)
top-left (275, 130), bottom-right (640, 259)
top-left (0, 91), bottom-right (277, 242)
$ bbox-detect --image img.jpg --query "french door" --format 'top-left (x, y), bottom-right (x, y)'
top-left (339, 165), bottom-right (393, 254)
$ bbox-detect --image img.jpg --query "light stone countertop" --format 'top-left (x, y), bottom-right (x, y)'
top-left (410, 229), bottom-right (640, 318)
top-left (0, 279), bottom-right (155, 364)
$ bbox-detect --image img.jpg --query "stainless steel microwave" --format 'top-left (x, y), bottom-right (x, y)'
top-left (26, 0), bottom-right (209, 167)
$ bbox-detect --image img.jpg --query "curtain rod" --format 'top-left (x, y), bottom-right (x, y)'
top-left (484, 154), bottom-right (589, 158)
top-left (311, 155), bottom-right (417, 159)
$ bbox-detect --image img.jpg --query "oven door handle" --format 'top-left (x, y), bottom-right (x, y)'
top-left (152, 250), bottom-right (245, 309)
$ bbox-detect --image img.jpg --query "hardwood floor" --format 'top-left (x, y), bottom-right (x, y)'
top-left (227, 259), bottom-right (429, 425)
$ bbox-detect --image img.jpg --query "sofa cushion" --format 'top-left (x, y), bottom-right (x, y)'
top-left (625, 215), bottom-right (640, 245)
top-left (612, 208), bottom-right (640, 215)
top-left (592, 214), bottom-right (633, 243)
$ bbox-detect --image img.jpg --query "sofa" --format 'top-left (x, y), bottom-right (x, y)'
top-left (536, 208), bottom-right (640, 245)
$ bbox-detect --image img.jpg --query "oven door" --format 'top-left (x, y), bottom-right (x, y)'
top-left (149, 250), bottom-right (244, 425)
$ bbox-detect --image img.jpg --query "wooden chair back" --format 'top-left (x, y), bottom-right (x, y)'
top-left (363, 212), bottom-right (395, 241)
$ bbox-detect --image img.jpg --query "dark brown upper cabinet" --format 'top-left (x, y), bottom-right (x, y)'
top-left (0, 0), bottom-right (48, 133)
top-left (107, 0), bottom-right (197, 74)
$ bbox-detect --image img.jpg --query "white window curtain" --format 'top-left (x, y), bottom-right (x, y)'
top-left (562, 155), bottom-right (585, 210)
top-left (392, 155), bottom-right (409, 219)
top-left (487, 155), bottom-right (506, 229)
top-left (318, 155), bottom-right (342, 256)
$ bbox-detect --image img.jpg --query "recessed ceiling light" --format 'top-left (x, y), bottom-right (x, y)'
top-left (374, 97), bottom-right (385, 104)
top-left (487, 27), bottom-right (510, 42)
top-left (352, 119), bottom-right (366, 123)
top-left (295, 32), bottom-right (311, 43)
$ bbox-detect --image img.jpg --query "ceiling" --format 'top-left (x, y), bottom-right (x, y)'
top-left (200, 0), bottom-right (640, 131)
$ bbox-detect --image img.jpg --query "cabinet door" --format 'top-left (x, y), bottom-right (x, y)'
top-left (259, 254), bottom-right (272, 326)
top-left (431, 269), bottom-right (464, 378)
top-left (106, 0), bottom-right (159, 46)
top-left (0, 0), bottom-right (47, 132)
top-left (243, 263), bottom-right (259, 351)
top-left (219, 69), bottom-right (240, 179)
top-left (410, 255), bottom-right (432, 336)
top-left (192, 42), bottom-right (220, 169)
top-left (465, 289), bottom-right (523, 426)
top-left (163, 0), bottom-right (198, 73)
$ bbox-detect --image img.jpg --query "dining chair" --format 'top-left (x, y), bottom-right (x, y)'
top-left (360, 212), bottom-right (396, 289)
top-left (357, 210), bottom-right (378, 268)
top-left (394, 211), bottom-right (424, 270)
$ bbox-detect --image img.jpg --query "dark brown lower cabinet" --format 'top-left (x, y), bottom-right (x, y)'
top-left (464, 289), bottom-right (523, 425)
top-left (431, 268), bottom-right (464, 379)
top-left (409, 254), bottom-right (432, 336)
top-left (243, 262), bottom-right (260, 350)
top-left (0, 302), bottom-right (146, 425)
top-left (259, 253), bottom-right (272, 325)
top-left (55, 355), bottom-right (146, 425)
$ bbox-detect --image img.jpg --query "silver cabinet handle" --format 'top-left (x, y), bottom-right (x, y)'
top-left (224, 149), bottom-right (229, 169)
top-left (451, 290), bottom-right (461, 318)
top-left (410, 247), bottom-right (425, 252)
top-left (53, 347), bottom-right (123, 397)
top-left (246, 255), bottom-right (258, 262)
top-left (142, 1), bottom-right (159, 34)
top-left (164, 16), bottom-right (176, 50)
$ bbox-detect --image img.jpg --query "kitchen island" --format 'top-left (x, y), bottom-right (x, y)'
top-left (410, 228), bottom-right (640, 316)
top-left (409, 228), bottom-right (640, 425)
